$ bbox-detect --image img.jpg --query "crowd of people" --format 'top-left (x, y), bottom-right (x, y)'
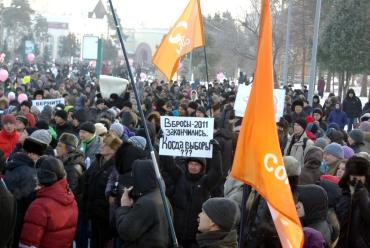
top-left (0, 62), bottom-right (369, 248)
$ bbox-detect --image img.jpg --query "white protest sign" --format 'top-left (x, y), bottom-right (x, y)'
top-left (32, 98), bottom-right (65, 112)
top-left (99, 75), bottom-right (129, 99)
top-left (159, 116), bottom-right (214, 158)
top-left (234, 84), bottom-right (285, 121)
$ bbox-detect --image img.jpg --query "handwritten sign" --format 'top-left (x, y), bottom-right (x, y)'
top-left (32, 98), bottom-right (65, 112)
top-left (234, 84), bottom-right (285, 121)
top-left (159, 116), bottom-right (214, 158)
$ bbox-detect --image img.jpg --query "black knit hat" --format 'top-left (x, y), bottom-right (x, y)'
top-left (295, 118), bottom-right (307, 130)
top-left (37, 156), bottom-right (66, 186)
top-left (80, 121), bottom-right (96, 134)
top-left (202, 198), bottom-right (240, 231)
top-left (55, 110), bottom-right (67, 120)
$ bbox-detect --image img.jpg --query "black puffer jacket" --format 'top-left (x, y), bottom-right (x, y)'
top-left (82, 154), bottom-right (115, 221)
top-left (297, 184), bottom-right (332, 246)
top-left (342, 89), bottom-right (362, 118)
top-left (162, 148), bottom-right (222, 242)
top-left (214, 129), bottom-right (234, 176)
top-left (115, 160), bottom-right (170, 248)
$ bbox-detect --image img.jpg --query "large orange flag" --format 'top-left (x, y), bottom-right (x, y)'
top-left (231, 0), bottom-right (304, 247)
top-left (152, 0), bottom-right (205, 80)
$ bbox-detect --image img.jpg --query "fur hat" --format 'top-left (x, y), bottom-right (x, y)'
top-left (80, 121), bottom-right (96, 134)
top-left (30, 129), bottom-right (52, 146)
top-left (95, 123), bottom-right (108, 136)
top-left (202, 197), bottom-right (240, 232)
top-left (292, 100), bottom-right (304, 111)
top-left (37, 156), bottom-right (66, 186)
top-left (339, 156), bottom-right (369, 189)
top-left (103, 133), bottom-right (123, 151)
top-left (23, 137), bottom-right (48, 156)
top-left (59, 133), bottom-right (79, 151)
top-left (283, 156), bottom-right (301, 177)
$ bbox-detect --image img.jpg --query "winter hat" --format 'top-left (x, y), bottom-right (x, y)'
top-left (196, 106), bottom-right (208, 117)
top-left (305, 115), bottom-right (314, 124)
top-left (7, 92), bottom-right (15, 101)
top-left (95, 123), bottom-right (108, 136)
top-left (80, 121), bottom-right (96, 134)
top-left (342, 146), bottom-right (354, 159)
top-left (37, 156), bottom-right (66, 186)
top-left (324, 143), bottom-right (344, 159)
top-left (31, 129), bottom-right (52, 146)
top-left (202, 198), bottom-right (240, 231)
top-left (35, 120), bottom-right (49, 130)
top-left (110, 122), bottom-right (124, 137)
top-left (59, 133), bottom-right (79, 151)
top-left (327, 123), bottom-right (340, 131)
top-left (292, 100), bottom-right (304, 111)
top-left (187, 157), bottom-right (207, 168)
top-left (326, 129), bottom-right (344, 144)
top-left (188, 101), bottom-right (198, 111)
top-left (16, 115), bottom-right (29, 127)
top-left (283, 156), bottom-right (302, 176)
top-left (103, 133), bottom-right (123, 151)
top-left (313, 108), bottom-right (323, 116)
top-left (277, 117), bottom-right (289, 130)
top-left (339, 156), bottom-right (370, 189)
top-left (315, 138), bottom-right (328, 150)
top-left (23, 137), bottom-right (48, 156)
top-left (349, 129), bottom-right (364, 144)
top-left (295, 118), bottom-right (307, 130)
top-left (20, 100), bottom-right (32, 109)
top-left (360, 113), bottom-right (370, 122)
top-left (303, 227), bottom-right (326, 248)
top-left (2, 114), bottom-right (16, 124)
top-left (356, 152), bottom-right (370, 163)
top-left (54, 109), bottom-right (67, 121)
top-left (359, 121), bottom-right (370, 132)
top-left (128, 136), bottom-right (147, 150)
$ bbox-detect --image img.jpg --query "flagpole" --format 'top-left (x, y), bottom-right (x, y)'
top-left (203, 46), bottom-right (213, 116)
top-left (238, 184), bottom-right (250, 248)
top-left (107, 1), bottom-right (178, 247)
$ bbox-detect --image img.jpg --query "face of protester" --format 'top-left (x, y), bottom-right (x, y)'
top-left (56, 142), bottom-right (68, 157)
top-left (100, 142), bottom-right (115, 157)
top-left (16, 120), bottom-right (26, 132)
top-left (72, 118), bottom-right (79, 128)
top-left (179, 106), bottom-right (187, 116)
top-left (21, 105), bottom-right (30, 114)
top-left (336, 162), bottom-right (346, 178)
top-left (349, 93), bottom-right (354, 98)
top-left (198, 210), bottom-right (216, 233)
top-left (54, 116), bottom-right (65, 125)
top-left (3, 122), bottom-right (15, 133)
top-left (79, 130), bottom-right (94, 142)
top-left (35, 94), bottom-right (43, 100)
top-left (293, 123), bottom-right (304, 135)
top-left (188, 161), bottom-right (203, 175)
top-left (335, 103), bottom-right (340, 110)
top-left (196, 110), bottom-right (205, 118)
top-left (294, 105), bottom-right (303, 114)
top-left (187, 107), bottom-right (196, 115)
top-left (349, 175), bottom-right (366, 184)
top-left (313, 113), bottom-right (321, 122)
top-left (323, 152), bottom-right (339, 165)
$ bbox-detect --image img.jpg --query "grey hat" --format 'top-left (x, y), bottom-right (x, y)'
top-left (315, 138), bottom-right (329, 150)
top-left (283, 156), bottom-right (301, 176)
top-left (59, 133), bottom-right (79, 151)
top-left (37, 156), bottom-right (66, 186)
top-left (202, 197), bottom-right (240, 231)
top-left (128, 136), bottom-right (147, 150)
top-left (349, 129), bottom-right (364, 144)
top-left (110, 122), bottom-right (124, 137)
top-left (30, 129), bottom-right (52, 146)
top-left (324, 143), bottom-right (344, 159)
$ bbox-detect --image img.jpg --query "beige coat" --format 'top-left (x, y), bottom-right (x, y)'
top-left (284, 132), bottom-right (314, 165)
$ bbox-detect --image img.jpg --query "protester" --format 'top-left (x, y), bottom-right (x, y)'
top-left (300, 146), bottom-right (323, 185)
top-left (79, 121), bottom-right (103, 164)
top-left (342, 89), bottom-right (362, 132)
top-left (0, 178), bottom-right (17, 248)
top-left (0, 114), bottom-right (20, 158)
top-left (19, 156), bottom-right (78, 248)
top-left (348, 129), bottom-right (368, 153)
top-left (321, 143), bottom-right (344, 174)
top-left (328, 102), bottom-right (348, 130)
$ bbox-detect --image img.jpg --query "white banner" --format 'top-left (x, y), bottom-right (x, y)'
top-left (32, 98), bottom-right (65, 112)
top-left (159, 116), bottom-right (214, 158)
top-left (234, 84), bottom-right (285, 121)
top-left (99, 75), bottom-right (129, 99)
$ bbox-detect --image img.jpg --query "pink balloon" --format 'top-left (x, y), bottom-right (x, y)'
top-left (18, 93), bottom-right (28, 104)
top-left (0, 53), bottom-right (5, 58)
top-left (27, 53), bottom-right (35, 62)
top-left (0, 69), bottom-right (9, 82)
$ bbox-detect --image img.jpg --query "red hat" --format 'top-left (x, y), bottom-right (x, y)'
top-left (2, 114), bottom-right (16, 125)
top-left (305, 115), bottom-right (314, 124)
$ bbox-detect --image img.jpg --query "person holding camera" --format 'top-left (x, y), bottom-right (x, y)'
top-left (115, 159), bottom-right (171, 247)
top-left (336, 156), bottom-right (370, 248)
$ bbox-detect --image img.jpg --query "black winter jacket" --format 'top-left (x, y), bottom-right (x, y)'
top-left (162, 148), bottom-right (222, 241)
top-left (343, 91), bottom-right (362, 118)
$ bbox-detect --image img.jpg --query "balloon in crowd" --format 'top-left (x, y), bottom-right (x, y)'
top-left (0, 68), bottom-right (8, 82)
top-left (27, 53), bottom-right (35, 63)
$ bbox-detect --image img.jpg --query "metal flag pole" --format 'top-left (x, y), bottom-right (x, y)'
top-left (282, 0), bottom-right (292, 87)
top-left (203, 45), bottom-right (213, 116)
top-left (107, 1), bottom-right (178, 247)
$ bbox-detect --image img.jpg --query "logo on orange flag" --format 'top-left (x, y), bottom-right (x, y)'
top-left (152, 0), bottom-right (205, 80)
top-left (230, 0), bottom-right (304, 248)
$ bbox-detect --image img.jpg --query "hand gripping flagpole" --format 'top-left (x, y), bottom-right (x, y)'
top-left (107, 1), bottom-right (178, 247)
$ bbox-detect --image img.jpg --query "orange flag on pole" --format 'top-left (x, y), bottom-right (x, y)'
top-left (152, 0), bottom-right (205, 80)
top-left (230, 0), bottom-right (304, 248)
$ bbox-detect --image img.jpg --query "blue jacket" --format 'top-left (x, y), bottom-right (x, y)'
top-left (328, 109), bottom-right (348, 130)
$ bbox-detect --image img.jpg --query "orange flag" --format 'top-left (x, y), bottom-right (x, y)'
top-left (152, 0), bottom-right (205, 80)
top-left (231, 0), bottom-right (304, 248)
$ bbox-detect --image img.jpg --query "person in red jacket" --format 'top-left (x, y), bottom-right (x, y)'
top-left (20, 156), bottom-right (78, 248)
top-left (0, 114), bottom-right (20, 158)
top-left (19, 101), bottom-right (36, 127)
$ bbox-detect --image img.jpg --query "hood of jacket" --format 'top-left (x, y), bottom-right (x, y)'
top-left (297, 184), bottom-right (328, 226)
top-left (37, 178), bottom-right (75, 206)
top-left (132, 159), bottom-right (157, 197)
top-left (304, 146), bottom-right (323, 168)
top-left (6, 152), bottom-right (35, 171)
top-left (115, 142), bottom-right (147, 174)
